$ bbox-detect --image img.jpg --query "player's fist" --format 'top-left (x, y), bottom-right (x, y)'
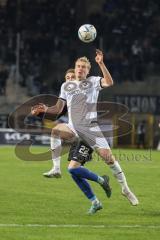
top-left (31, 103), bottom-right (48, 116)
top-left (31, 106), bottom-right (40, 116)
top-left (95, 49), bottom-right (103, 64)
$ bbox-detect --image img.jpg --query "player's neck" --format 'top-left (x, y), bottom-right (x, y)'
top-left (76, 77), bottom-right (86, 81)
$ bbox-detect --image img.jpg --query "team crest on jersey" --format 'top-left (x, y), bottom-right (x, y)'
top-left (64, 80), bottom-right (92, 93)
top-left (79, 80), bottom-right (92, 90)
top-left (64, 82), bottom-right (77, 92)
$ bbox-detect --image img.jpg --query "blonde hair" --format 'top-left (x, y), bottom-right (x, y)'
top-left (75, 57), bottom-right (91, 70)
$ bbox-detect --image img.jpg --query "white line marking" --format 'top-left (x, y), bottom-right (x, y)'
top-left (0, 224), bottom-right (160, 229)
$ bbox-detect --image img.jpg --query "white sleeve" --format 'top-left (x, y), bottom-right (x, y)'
top-left (59, 84), bottom-right (67, 101)
top-left (89, 76), bottom-right (103, 90)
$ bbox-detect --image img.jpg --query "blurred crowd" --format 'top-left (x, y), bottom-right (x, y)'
top-left (0, 0), bottom-right (160, 96)
top-left (0, 0), bottom-right (77, 96)
top-left (90, 0), bottom-right (160, 82)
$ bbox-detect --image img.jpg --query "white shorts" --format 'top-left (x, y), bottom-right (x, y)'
top-left (66, 123), bottom-right (110, 150)
top-left (66, 123), bottom-right (79, 137)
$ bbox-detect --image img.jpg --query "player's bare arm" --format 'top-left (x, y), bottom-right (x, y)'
top-left (31, 99), bottom-right (66, 116)
top-left (46, 99), bottom-right (66, 115)
top-left (95, 49), bottom-right (113, 87)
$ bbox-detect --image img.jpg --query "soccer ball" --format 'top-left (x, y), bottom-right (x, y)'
top-left (78, 24), bottom-right (97, 43)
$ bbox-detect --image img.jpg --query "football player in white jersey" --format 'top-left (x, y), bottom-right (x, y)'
top-left (31, 49), bottom-right (139, 211)
top-left (32, 67), bottom-right (112, 214)
top-left (43, 68), bottom-right (105, 180)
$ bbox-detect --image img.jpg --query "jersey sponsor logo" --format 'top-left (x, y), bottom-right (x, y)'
top-left (64, 82), bottom-right (77, 92)
top-left (79, 80), bottom-right (92, 90)
top-left (64, 80), bottom-right (93, 94)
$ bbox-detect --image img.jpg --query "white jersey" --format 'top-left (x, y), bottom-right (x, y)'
top-left (59, 76), bottom-right (110, 149)
top-left (59, 76), bottom-right (102, 127)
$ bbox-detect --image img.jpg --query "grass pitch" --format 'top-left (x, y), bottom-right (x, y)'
top-left (0, 146), bottom-right (160, 240)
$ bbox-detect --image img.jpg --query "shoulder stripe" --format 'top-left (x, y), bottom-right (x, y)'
top-left (100, 77), bottom-right (104, 88)
top-left (58, 97), bottom-right (66, 101)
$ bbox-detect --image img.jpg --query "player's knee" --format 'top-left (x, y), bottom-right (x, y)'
top-left (51, 127), bottom-right (60, 137)
top-left (103, 153), bottom-right (115, 164)
top-left (99, 149), bottom-right (115, 164)
top-left (105, 155), bottom-right (115, 165)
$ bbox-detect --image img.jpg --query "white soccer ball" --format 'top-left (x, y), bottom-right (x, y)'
top-left (78, 24), bottom-right (97, 43)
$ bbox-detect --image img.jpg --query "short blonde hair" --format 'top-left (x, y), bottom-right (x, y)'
top-left (75, 57), bottom-right (91, 70)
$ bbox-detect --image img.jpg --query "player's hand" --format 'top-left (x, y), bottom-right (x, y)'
top-left (31, 103), bottom-right (48, 116)
top-left (95, 49), bottom-right (103, 65)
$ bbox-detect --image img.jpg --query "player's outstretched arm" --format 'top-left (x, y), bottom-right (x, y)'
top-left (46, 99), bottom-right (65, 115)
top-left (31, 99), bottom-right (65, 116)
top-left (95, 49), bottom-right (113, 88)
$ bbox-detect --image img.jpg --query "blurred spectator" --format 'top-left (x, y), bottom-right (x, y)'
top-left (137, 120), bottom-right (146, 148)
top-left (40, 81), bottom-right (49, 94)
top-left (131, 40), bottom-right (144, 81)
top-left (0, 63), bottom-right (8, 95)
